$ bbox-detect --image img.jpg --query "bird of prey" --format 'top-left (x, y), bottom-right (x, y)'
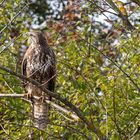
top-left (21, 31), bottom-right (56, 130)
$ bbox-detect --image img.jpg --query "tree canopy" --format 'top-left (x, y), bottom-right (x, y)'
top-left (0, 0), bottom-right (140, 139)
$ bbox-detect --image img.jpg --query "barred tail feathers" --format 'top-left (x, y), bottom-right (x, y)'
top-left (33, 100), bottom-right (49, 130)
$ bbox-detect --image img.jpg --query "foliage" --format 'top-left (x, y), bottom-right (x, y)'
top-left (0, 0), bottom-right (140, 139)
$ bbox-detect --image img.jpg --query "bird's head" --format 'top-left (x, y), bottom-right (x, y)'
top-left (28, 31), bottom-right (47, 46)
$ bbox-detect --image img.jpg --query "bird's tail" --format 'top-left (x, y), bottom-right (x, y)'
top-left (32, 100), bottom-right (49, 130)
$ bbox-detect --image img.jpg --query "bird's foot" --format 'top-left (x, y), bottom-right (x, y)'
top-left (24, 93), bottom-right (32, 100)
top-left (38, 94), bottom-right (46, 103)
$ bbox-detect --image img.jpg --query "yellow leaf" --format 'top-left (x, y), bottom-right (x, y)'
top-left (114, 0), bottom-right (127, 15)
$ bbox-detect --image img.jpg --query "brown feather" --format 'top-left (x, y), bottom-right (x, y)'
top-left (21, 31), bottom-right (56, 130)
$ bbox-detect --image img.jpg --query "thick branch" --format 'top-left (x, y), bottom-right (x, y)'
top-left (0, 65), bottom-right (106, 140)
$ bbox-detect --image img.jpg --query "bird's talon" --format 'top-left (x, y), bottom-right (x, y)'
top-left (39, 95), bottom-right (46, 103)
top-left (24, 93), bottom-right (32, 100)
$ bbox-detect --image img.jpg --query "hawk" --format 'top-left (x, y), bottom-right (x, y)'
top-left (21, 31), bottom-right (56, 130)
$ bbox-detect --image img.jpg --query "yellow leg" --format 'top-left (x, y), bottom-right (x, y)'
top-left (24, 92), bottom-right (32, 100)
top-left (38, 93), bottom-right (46, 103)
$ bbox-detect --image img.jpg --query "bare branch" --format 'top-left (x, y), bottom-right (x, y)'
top-left (0, 93), bottom-right (25, 97)
top-left (0, 4), bottom-right (29, 34)
top-left (0, 33), bottom-right (27, 55)
top-left (130, 125), bottom-right (140, 138)
top-left (106, 0), bottom-right (136, 30)
top-left (0, 0), bottom-right (6, 6)
top-left (35, 96), bottom-right (80, 121)
top-left (0, 123), bottom-right (14, 140)
top-left (131, 0), bottom-right (140, 6)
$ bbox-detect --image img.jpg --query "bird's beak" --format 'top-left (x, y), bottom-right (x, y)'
top-left (28, 30), bottom-right (36, 36)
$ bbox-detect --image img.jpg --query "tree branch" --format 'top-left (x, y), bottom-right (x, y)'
top-left (131, 0), bottom-right (140, 6)
top-left (0, 123), bottom-right (14, 140)
top-left (0, 65), bottom-right (106, 140)
top-left (0, 93), bottom-right (79, 121)
top-left (106, 0), bottom-right (136, 30)
top-left (0, 0), bottom-right (6, 7)
top-left (0, 3), bottom-right (29, 34)
top-left (35, 95), bottom-right (79, 121)
top-left (0, 93), bottom-right (25, 97)
top-left (0, 33), bottom-right (26, 55)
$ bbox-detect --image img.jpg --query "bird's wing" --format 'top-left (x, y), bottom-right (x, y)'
top-left (48, 66), bottom-right (56, 92)
top-left (21, 57), bottom-right (27, 87)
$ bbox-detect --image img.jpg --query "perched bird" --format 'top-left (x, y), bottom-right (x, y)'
top-left (21, 31), bottom-right (56, 130)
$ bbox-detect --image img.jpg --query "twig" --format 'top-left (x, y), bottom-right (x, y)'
top-left (57, 112), bottom-right (74, 121)
top-left (131, 0), bottom-right (140, 6)
top-left (50, 123), bottom-right (90, 140)
top-left (7, 122), bottom-right (62, 139)
top-left (0, 123), bottom-right (14, 140)
top-left (0, 93), bottom-right (25, 97)
top-left (41, 73), bottom-right (57, 86)
top-left (130, 125), bottom-right (140, 138)
top-left (4, 79), bottom-right (14, 93)
top-left (88, 0), bottom-right (118, 16)
top-left (0, 0), bottom-right (6, 6)
top-left (78, 35), bottom-right (140, 92)
top-left (27, 57), bottom-right (51, 78)
top-left (106, 0), bottom-right (136, 30)
top-left (0, 4), bottom-right (28, 34)
top-left (34, 95), bottom-right (79, 121)
top-left (0, 33), bottom-right (27, 55)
